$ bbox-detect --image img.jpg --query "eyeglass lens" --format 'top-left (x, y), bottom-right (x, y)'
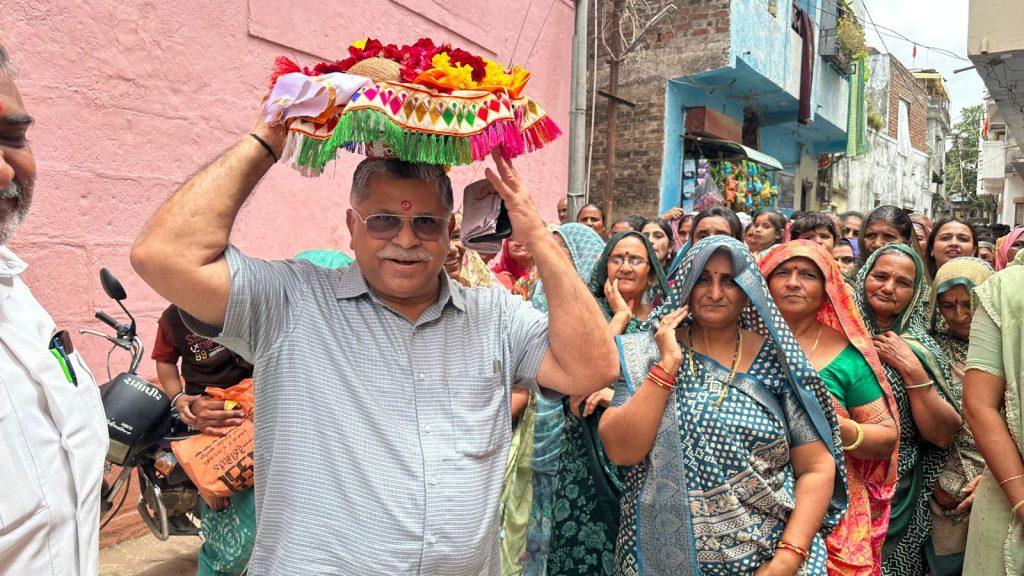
top-left (365, 214), bottom-right (446, 241)
top-left (611, 256), bottom-right (647, 267)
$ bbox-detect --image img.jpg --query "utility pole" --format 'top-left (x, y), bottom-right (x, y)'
top-left (566, 0), bottom-right (590, 222)
top-left (602, 0), bottom-right (623, 222)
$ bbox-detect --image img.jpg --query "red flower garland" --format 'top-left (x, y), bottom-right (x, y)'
top-left (267, 38), bottom-right (490, 91)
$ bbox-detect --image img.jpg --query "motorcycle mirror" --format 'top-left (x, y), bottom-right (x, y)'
top-left (100, 268), bottom-right (127, 301)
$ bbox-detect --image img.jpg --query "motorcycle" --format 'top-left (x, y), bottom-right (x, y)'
top-left (85, 268), bottom-right (203, 540)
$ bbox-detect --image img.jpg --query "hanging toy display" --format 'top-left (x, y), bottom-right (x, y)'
top-left (260, 37), bottom-right (561, 175)
top-left (707, 159), bottom-right (778, 212)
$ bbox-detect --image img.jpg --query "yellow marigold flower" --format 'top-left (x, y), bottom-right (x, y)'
top-left (351, 38), bottom-right (368, 50)
top-left (431, 52), bottom-right (477, 89)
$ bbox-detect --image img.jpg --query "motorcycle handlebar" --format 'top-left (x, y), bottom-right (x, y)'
top-left (95, 310), bottom-right (121, 331)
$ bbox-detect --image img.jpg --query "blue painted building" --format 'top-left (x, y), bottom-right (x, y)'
top-left (588, 0), bottom-right (851, 217)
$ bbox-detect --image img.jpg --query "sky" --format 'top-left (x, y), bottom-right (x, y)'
top-left (857, 0), bottom-right (985, 123)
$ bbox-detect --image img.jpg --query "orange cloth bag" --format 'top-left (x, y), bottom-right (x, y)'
top-left (171, 379), bottom-right (255, 501)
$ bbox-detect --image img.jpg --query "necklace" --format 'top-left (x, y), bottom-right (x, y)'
top-left (687, 326), bottom-right (744, 405)
top-left (807, 323), bottom-right (824, 365)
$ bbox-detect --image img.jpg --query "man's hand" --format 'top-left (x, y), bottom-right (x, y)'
top-left (190, 396), bottom-right (246, 436)
top-left (251, 96), bottom-right (290, 158)
top-left (483, 150), bottom-right (548, 247)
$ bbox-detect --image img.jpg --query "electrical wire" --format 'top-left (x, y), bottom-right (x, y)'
top-left (820, 0), bottom-right (970, 63)
top-left (585, 0), bottom-right (600, 202)
top-left (525, 0), bottom-right (559, 66)
top-left (508, 0), bottom-right (536, 66)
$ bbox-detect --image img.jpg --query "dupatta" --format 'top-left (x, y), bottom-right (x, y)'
top-left (853, 243), bottom-right (955, 576)
top-left (615, 236), bottom-right (847, 574)
top-left (523, 224), bottom-right (605, 573)
top-left (995, 227), bottom-right (1024, 270)
top-left (759, 240), bottom-right (899, 576)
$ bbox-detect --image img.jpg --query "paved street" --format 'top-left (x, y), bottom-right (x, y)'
top-left (99, 535), bottom-right (201, 576)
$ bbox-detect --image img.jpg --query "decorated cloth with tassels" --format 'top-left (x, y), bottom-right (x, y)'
top-left (261, 38), bottom-right (561, 174)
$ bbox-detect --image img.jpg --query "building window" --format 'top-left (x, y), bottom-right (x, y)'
top-left (1015, 202), bottom-right (1024, 227)
top-left (897, 99), bottom-right (910, 156)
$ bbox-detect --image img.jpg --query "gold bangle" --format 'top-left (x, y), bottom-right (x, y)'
top-left (645, 375), bottom-right (675, 391)
top-left (905, 380), bottom-right (934, 391)
top-left (842, 420), bottom-right (865, 451)
top-left (1011, 498), bottom-right (1024, 517)
top-left (999, 474), bottom-right (1024, 487)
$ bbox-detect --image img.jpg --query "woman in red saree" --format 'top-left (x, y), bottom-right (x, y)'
top-left (760, 240), bottom-right (900, 576)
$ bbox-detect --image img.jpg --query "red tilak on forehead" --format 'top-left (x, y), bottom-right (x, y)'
top-left (401, 200), bottom-right (412, 211)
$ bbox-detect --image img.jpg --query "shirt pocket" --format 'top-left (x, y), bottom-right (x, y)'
top-left (67, 351), bottom-right (110, 447)
top-left (448, 366), bottom-right (507, 458)
top-left (0, 386), bottom-right (46, 533)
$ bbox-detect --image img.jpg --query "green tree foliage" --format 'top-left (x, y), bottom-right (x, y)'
top-left (943, 104), bottom-right (984, 213)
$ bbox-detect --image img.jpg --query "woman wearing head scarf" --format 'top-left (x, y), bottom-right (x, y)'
top-left (976, 239), bottom-right (996, 268)
top-left (760, 240), bottom-right (899, 576)
top-left (544, 231), bottom-right (668, 576)
top-left (490, 237), bottom-right (537, 297)
top-left (995, 227), bottom-right (1024, 270)
top-left (853, 244), bottom-right (961, 576)
top-left (600, 236), bottom-right (847, 575)
top-left (923, 257), bottom-right (994, 575)
top-left (447, 214), bottom-right (498, 288)
top-left (523, 224), bottom-right (606, 575)
top-left (962, 249), bottom-right (1024, 575)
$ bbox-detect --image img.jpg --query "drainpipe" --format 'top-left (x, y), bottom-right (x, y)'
top-left (566, 0), bottom-right (590, 222)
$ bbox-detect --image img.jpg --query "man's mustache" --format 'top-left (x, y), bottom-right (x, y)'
top-left (377, 247), bottom-right (434, 262)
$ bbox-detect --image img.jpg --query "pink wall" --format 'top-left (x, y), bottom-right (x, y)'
top-left (2, 1), bottom-right (574, 380)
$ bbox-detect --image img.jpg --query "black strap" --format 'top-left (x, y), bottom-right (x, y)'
top-left (250, 133), bottom-right (278, 162)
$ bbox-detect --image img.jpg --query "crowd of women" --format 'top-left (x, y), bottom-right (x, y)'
top-left (448, 200), bottom-right (1024, 576)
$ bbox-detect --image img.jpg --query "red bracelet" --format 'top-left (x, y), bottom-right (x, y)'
top-left (775, 541), bottom-right (809, 561)
top-left (649, 363), bottom-right (676, 384)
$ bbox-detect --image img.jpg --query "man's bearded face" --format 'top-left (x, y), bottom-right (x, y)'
top-left (0, 67), bottom-right (38, 247)
top-left (0, 176), bottom-right (33, 245)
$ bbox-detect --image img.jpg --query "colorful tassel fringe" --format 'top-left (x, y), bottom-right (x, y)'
top-left (307, 108), bottom-right (535, 169)
top-left (279, 103), bottom-right (561, 174)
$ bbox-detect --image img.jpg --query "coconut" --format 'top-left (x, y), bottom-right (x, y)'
top-left (347, 57), bottom-right (402, 83)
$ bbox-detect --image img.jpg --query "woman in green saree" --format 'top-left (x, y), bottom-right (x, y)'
top-left (854, 244), bottom-right (962, 576)
top-left (523, 223), bottom-right (606, 575)
top-left (544, 231), bottom-right (668, 576)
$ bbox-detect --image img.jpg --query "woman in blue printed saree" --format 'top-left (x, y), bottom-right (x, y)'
top-left (599, 236), bottom-right (847, 576)
top-left (852, 244), bottom-right (960, 576)
top-left (545, 231), bottom-right (669, 576)
top-left (524, 223), bottom-right (606, 575)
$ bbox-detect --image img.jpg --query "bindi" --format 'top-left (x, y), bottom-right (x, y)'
top-left (400, 200), bottom-right (412, 211)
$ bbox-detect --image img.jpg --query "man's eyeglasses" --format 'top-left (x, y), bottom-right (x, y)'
top-left (609, 255), bottom-right (648, 267)
top-left (352, 208), bottom-right (449, 241)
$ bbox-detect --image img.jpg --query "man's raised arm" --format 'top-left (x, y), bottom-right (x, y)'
top-left (484, 152), bottom-right (618, 396)
top-left (131, 115), bottom-right (285, 327)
